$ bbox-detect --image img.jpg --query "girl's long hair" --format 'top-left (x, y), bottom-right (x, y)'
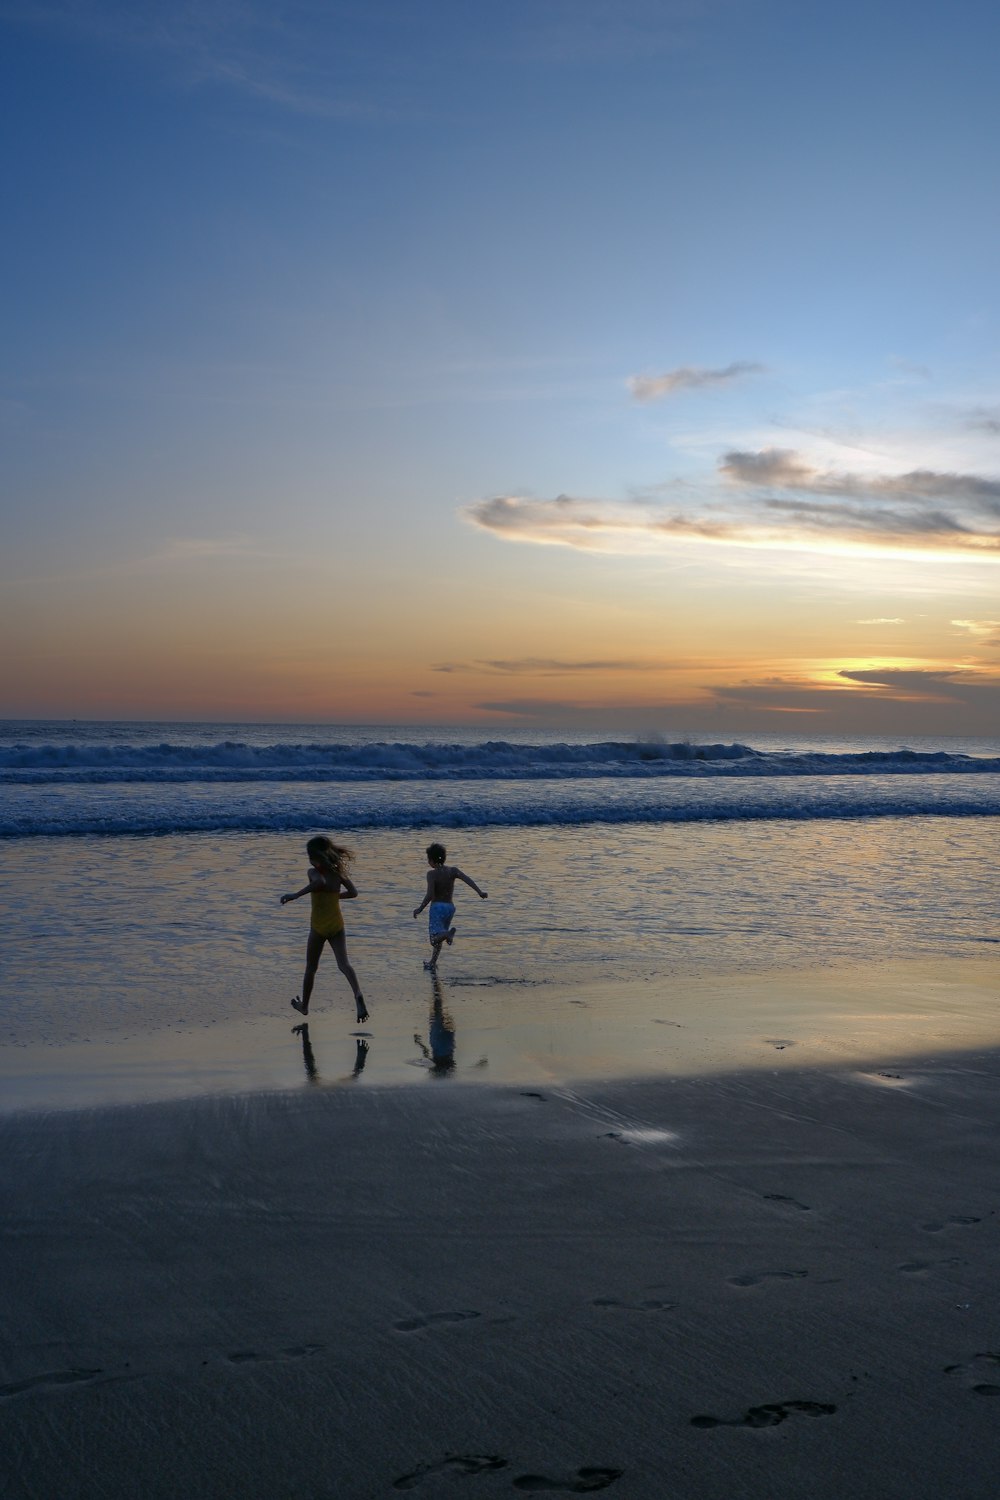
top-left (306, 835), bottom-right (354, 876)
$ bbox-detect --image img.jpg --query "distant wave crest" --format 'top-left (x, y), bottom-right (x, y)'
top-left (2, 737), bottom-right (998, 786)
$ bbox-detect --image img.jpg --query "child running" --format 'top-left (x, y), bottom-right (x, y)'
top-left (281, 835), bottom-right (368, 1023)
top-left (413, 842), bottom-right (488, 969)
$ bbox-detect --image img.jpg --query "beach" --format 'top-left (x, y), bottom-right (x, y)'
top-left (2, 723), bottom-right (1000, 1496)
top-left (4, 1027), bottom-right (1000, 1498)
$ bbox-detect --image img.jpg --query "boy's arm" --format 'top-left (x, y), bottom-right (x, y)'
top-left (454, 868), bottom-right (488, 899)
top-left (413, 871), bottom-right (434, 918)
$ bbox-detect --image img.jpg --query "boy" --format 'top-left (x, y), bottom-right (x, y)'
top-left (413, 842), bottom-right (488, 968)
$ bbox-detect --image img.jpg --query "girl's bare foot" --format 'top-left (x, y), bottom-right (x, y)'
top-left (291, 997), bottom-right (308, 1015)
top-left (355, 994), bottom-right (369, 1023)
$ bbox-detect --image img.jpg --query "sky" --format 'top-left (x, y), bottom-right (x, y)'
top-left (2, 0), bottom-right (999, 734)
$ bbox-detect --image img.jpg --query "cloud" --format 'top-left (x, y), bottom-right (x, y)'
top-left (628, 362), bottom-right (764, 403)
top-left (472, 697), bottom-right (689, 726)
top-left (434, 657), bottom-right (672, 676)
top-left (857, 618), bottom-right (905, 624)
top-left (886, 356), bottom-right (932, 380)
top-left (463, 448), bottom-right (1000, 563)
top-left (966, 408), bottom-right (1000, 434)
top-left (707, 666), bottom-right (1000, 731)
top-left (0, 1), bottom-right (384, 119)
top-left (837, 666), bottom-right (1000, 708)
top-left (722, 448), bottom-right (1000, 510)
top-left (951, 618), bottom-right (1000, 638)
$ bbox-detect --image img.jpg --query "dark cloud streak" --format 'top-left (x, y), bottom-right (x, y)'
top-left (629, 361), bottom-right (764, 403)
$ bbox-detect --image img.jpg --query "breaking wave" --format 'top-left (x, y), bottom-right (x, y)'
top-left (3, 736), bottom-right (999, 786)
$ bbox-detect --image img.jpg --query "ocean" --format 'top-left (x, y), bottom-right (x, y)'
top-left (2, 720), bottom-right (999, 1110)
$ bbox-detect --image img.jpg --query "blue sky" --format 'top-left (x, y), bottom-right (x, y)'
top-left (2, 0), bottom-right (999, 728)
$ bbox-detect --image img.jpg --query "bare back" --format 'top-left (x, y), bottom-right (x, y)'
top-left (427, 864), bottom-right (461, 901)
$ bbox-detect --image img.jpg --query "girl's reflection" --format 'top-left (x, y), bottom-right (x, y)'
top-left (292, 1023), bottom-right (370, 1085)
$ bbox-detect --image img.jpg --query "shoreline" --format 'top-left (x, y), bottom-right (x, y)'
top-left (3, 952), bottom-right (1000, 1116)
top-left (4, 1047), bottom-right (1000, 1497)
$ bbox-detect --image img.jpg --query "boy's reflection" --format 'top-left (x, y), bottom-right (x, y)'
top-left (292, 1023), bottom-right (370, 1085)
top-left (413, 974), bottom-right (456, 1076)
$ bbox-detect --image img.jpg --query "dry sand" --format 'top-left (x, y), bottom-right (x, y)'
top-left (4, 1030), bottom-right (1000, 1498)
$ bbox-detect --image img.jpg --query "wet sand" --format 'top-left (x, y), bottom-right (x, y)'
top-left (4, 953), bottom-right (1000, 1114)
top-left (4, 1027), bottom-right (1000, 1497)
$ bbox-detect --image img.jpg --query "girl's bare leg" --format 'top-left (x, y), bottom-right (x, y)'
top-left (292, 930), bottom-right (326, 1015)
top-left (330, 931), bottom-right (368, 1022)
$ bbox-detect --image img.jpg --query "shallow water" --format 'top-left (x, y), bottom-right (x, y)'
top-left (1, 816), bottom-right (998, 1110)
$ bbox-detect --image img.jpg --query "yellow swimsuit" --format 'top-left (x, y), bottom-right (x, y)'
top-left (310, 886), bottom-right (344, 938)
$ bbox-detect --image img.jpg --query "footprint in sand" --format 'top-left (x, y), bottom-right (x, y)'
top-left (592, 1297), bottom-right (675, 1312)
top-left (512, 1468), bottom-right (623, 1493)
top-left (692, 1399), bottom-right (836, 1430)
top-left (227, 1344), bottom-right (324, 1364)
top-left (944, 1352), bottom-right (1000, 1395)
top-left (764, 1038), bottom-right (796, 1050)
top-left (728, 1269), bottom-right (808, 1288)
top-left (520, 1092), bottom-right (546, 1100)
top-left (393, 1455), bottom-right (507, 1490)
top-left (897, 1258), bottom-right (961, 1276)
top-left (762, 1193), bottom-right (812, 1212)
top-left (0, 1368), bottom-right (103, 1400)
top-left (921, 1215), bottom-right (981, 1233)
top-left (394, 1310), bottom-right (482, 1333)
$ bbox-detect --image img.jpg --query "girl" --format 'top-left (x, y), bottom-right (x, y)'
top-left (281, 835), bottom-right (368, 1023)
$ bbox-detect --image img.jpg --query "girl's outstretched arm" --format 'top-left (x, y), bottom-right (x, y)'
top-left (280, 883), bottom-right (313, 905)
top-left (339, 875), bottom-right (358, 900)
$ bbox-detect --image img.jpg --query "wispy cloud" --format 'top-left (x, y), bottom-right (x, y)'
top-left (628, 362), bottom-right (764, 403)
top-left (0, 1), bottom-right (385, 119)
top-left (433, 657), bottom-right (673, 675)
top-left (965, 408), bottom-right (1000, 434)
top-left (1, 0), bottom-right (711, 118)
top-left (951, 618), bottom-right (1000, 648)
top-left (951, 618), bottom-right (1000, 636)
top-left (463, 447), bottom-right (1000, 562)
top-left (721, 448), bottom-right (1000, 510)
top-left (708, 666), bottom-right (1000, 727)
top-left (857, 617), bottom-right (905, 624)
top-left (886, 355), bottom-right (931, 381)
top-left (2, 534), bottom-right (273, 589)
top-left (838, 666), bottom-right (1000, 705)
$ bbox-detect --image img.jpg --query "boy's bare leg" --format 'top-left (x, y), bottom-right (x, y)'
top-left (424, 936), bottom-right (445, 969)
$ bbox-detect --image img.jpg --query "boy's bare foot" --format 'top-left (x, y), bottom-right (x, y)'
top-left (423, 958), bottom-right (437, 970)
top-left (355, 994), bottom-right (369, 1023)
top-left (445, 928), bottom-right (456, 945)
top-left (291, 997), bottom-right (308, 1015)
